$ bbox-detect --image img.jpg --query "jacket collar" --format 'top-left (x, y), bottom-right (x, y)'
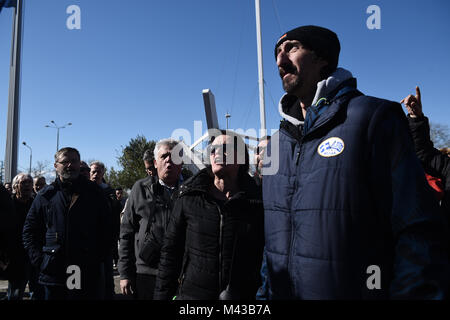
top-left (179, 168), bottom-right (260, 201)
top-left (278, 67), bottom-right (354, 126)
top-left (54, 175), bottom-right (85, 194)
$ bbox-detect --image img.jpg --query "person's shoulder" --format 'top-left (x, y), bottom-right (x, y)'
top-left (128, 176), bottom-right (155, 196)
top-left (348, 95), bottom-right (404, 122)
top-left (39, 183), bottom-right (58, 200)
top-left (83, 178), bottom-right (101, 190)
top-left (80, 179), bottom-right (108, 199)
top-left (351, 94), bottom-right (400, 108)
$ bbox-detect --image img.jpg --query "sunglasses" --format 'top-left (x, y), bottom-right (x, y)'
top-left (209, 143), bottom-right (236, 155)
top-left (57, 159), bottom-right (80, 166)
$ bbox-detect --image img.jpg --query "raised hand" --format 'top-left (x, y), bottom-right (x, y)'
top-left (400, 86), bottom-right (423, 118)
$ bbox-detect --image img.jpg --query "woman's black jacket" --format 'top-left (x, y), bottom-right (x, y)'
top-left (408, 115), bottom-right (450, 214)
top-left (154, 168), bottom-right (264, 300)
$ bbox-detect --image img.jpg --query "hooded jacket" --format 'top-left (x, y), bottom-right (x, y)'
top-left (263, 68), bottom-right (449, 299)
top-left (154, 168), bottom-right (264, 300)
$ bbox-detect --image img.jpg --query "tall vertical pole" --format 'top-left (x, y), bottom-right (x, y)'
top-left (4, 0), bottom-right (23, 181)
top-left (56, 127), bottom-right (60, 151)
top-left (255, 0), bottom-right (266, 134)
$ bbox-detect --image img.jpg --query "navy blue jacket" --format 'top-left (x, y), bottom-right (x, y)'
top-left (22, 177), bottom-right (111, 299)
top-left (263, 73), bottom-right (448, 299)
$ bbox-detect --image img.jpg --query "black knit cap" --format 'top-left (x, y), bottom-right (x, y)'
top-left (274, 25), bottom-right (340, 77)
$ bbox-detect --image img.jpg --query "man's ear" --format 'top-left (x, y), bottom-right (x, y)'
top-left (54, 162), bottom-right (57, 169)
top-left (153, 159), bottom-right (157, 169)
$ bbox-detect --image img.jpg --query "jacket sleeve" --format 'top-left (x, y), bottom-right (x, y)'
top-left (154, 197), bottom-right (186, 300)
top-left (408, 115), bottom-right (450, 191)
top-left (117, 184), bottom-right (138, 280)
top-left (22, 194), bottom-right (46, 268)
top-left (370, 102), bottom-right (449, 299)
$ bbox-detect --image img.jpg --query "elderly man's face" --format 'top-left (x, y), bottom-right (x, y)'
top-left (33, 177), bottom-right (46, 193)
top-left (90, 164), bottom-right (104, 185)
top-left (54, 151), bottom-right (80, 182)
top-left (144, 160), bottom-right (157, 176)
top-left (79, 163), bottom-right (91, 179)
top-left (4, 183), bottom-right (12, 194)
top-left (154, 145), bottom-right (182, 187)
top-left (276, 40), bottom-right (327, 97)
top-left (15, 176), bottom-right (33, 199)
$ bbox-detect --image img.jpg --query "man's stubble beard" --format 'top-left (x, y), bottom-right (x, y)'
top-left (59, 169), bottom-right (79, 181)
top-left (282, 75), bottom-right (302, 95)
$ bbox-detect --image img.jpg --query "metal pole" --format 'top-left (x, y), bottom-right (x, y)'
top-left (255, 0), bottom-right (266, 134)
top-left (22, 142), bottom-right (32, 174)
top-left (46, 121), bottom-right (71, 152)
top-left (4, 0), bottom-right (23, 182)
top-left (56, 127), bottom-right (60, 151)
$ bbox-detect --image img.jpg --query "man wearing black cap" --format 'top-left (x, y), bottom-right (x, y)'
top-left (262, 25), bottom-right (448, 299)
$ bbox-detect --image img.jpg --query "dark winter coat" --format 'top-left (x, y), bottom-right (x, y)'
top-left (154, 168), bottom-right (265, 300)
top-left (22, 176), bottom-right (111, 299)
top-left (118, 176), bottom-right (178, 279)
top-left (263, 70), bottom-right (448, 299)
top-left (6, 196), bottom-right (33, 280)
top-left (100, 183), bottom-right (122, 245)
top-left (0, 185), bottom-right (14, 280)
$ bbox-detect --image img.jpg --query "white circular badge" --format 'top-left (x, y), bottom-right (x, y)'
top-left (317, 137), bottom-right (345, 157)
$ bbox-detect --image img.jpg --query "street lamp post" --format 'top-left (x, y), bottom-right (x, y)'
top-left (22, 141), bottom-right (32, 174)
top-left (45, 120), bottom-right (72, 152)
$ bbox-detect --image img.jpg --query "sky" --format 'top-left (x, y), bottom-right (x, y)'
top-left (1, 0), bottom-right (449, 180)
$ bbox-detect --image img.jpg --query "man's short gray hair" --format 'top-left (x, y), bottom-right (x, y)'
top-left (89, 160), bottom-right (105, 173)
top-left (154, 138), bottom-right (180, 159)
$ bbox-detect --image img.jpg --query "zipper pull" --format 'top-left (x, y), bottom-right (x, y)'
top-left (296, 152), bottom-right (301, 165)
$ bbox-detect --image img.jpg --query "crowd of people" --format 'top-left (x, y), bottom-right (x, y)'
top-left (0, 25), bottom-right (449, 300)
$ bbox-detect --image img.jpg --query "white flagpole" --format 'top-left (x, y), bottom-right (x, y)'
top-left (255, 0), bottom-right (266, 135)
top-left (5, 0), bottom-right (23, 181)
